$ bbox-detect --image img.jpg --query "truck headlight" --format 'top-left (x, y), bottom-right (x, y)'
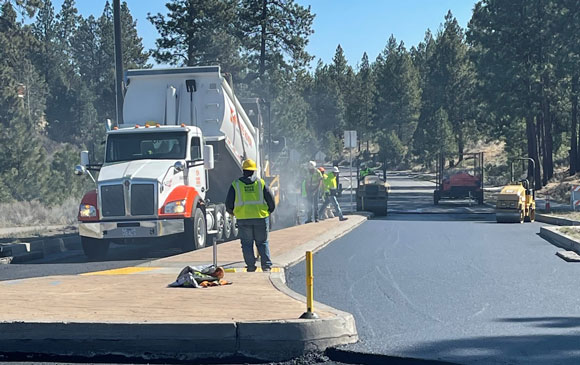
top-left (79, 204), bottom-right (97, 218)
top-left (164, 199), bottom-right (186, 214)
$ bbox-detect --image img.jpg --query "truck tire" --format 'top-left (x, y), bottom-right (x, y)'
top-left (183, 207), bottom-right (206, 251)
top-left (231, 215), bottom-right (239, 239)
top-left (223, 210), bottom-right (232, 241)
top-left (373, 204), bottom-right (388, 217)
top-left (81, 237), bottom-right (110, 261)
top-left (214, 205), bottom-right (225, 241)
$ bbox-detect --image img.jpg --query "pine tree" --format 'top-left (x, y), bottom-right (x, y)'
top-left (237, 0), bottom-right (314, 81)
top-left (374, 35), bottom-right (420, 162)
top-left (0, 2), bottom-right (48, 202)
top-left (148, 0), bottom-right (243, 73)
top-left (348, 52), bottom-right (375, 151)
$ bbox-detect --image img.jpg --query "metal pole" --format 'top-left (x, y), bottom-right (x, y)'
top-left (212, 237), bottom-right (217, 268)
top-left (350, 147), bottom-right (354, 212)
top-left (113, 0), bottom-right (124, 125)
top-left (299, 251), bottom-right (319, 319)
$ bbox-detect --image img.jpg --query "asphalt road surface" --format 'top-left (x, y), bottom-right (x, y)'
top-left (288, 172), bottom-right (580, 365)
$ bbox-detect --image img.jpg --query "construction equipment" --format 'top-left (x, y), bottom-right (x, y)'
top-left (434, 152), bottom-right (484, 205)
top-left (496, 158), bottom-right (536, 223)
top-left (74, 66), bottom-right (282, 259)
top-left (355, 167), bottom-right (389, 216)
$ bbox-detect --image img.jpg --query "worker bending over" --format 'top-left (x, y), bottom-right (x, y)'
top-left (319, 166), bottom-right (347, 221)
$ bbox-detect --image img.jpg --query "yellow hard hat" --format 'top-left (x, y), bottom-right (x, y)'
top-left (242, 159), bottom-right (258, 171)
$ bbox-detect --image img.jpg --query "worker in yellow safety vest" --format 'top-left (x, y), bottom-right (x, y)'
top-left (304, 161), bottom-right (323, 223)
top-left (226, 159), bottom-right (276, 272)
top-left (318, 166), bottom-right (347, 221)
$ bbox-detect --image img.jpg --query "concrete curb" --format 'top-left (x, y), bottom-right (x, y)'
top-left (0, 216), bottom-right (368, 361)
top-left (536, 214), bottom-right (580, 226)
top-left (0, 235), bottom-right (80, 264)
top-left (539, 226), bottom-right (580, 254)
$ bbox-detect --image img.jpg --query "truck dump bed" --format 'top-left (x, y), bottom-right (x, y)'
top-left (122, 66), bottom-right (261, 202)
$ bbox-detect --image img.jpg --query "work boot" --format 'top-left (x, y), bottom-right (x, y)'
top-left (305, 219), bottom-right (312, 224)
top-left (339, 217), bottom-right (348, 221)
top-left (263, 267), bottom-right (271, 272)
top-left (246, 267), bottom-right (256, 272)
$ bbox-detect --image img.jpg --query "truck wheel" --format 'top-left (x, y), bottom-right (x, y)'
top-left (215, 205), bottom-right (225, 241)
top-left (231, 215), bottom-right (239, 239)
top-left (374, 204), bottom-right (388, 217)
top-left (81, 237), bottom-right (110, 261)
top-left (183, 207), bottom-right (206, 251)
top-left (223, 210), bottom-right (232, 240)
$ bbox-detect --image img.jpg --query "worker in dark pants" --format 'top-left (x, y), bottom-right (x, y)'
top-left (305, 161), bottom-right (323, 223)
top-left (226, 159), bottom-right (276, 272)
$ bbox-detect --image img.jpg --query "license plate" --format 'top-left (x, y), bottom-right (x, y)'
top-left (122, 227), bottom-right (137, 237)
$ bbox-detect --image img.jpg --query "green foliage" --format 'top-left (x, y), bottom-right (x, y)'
top-left (0, 0), bottom-right (146, 205)
top-left (374, 35), bottom-right (421, 146)
top-left (237, 0), bottom-right (314, 93)
top-left (378, 131), bottom-right (406, 169)
top-left (148, 0), bottom-right (243, 72)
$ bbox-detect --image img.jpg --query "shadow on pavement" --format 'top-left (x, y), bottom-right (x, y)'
top-left (326, 348), bottom-right (458, 364)
top-left (376, 213), bottom-right (495, 223)
top-left (405, 332), bottom-right (580, 365)
top-left (496, 317), bottom-right (580, 329)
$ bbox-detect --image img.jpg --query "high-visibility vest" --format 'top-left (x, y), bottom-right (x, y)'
top-left (309, 169), bottom-right (323, 189)
top-left (232, 178), bottom-right (270, 219)
top-left (325, 172), bottom-right (337, 191)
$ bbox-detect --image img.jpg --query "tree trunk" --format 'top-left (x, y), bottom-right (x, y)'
top-left (259, 0), bottom-right (267, 78)
top-left (538, 112), bottom-right (547, 186)
top-left (526, 114), bottom-right (541, 189)
top-left (186, 1), bottom-right (195, 66)
top-left (543, 74), bottom-right (554, 181)
top-left (457, 129), bottom-right (464, 165)
top-left (572, 74), bottom-right (579, 175)
top-left (545, 111), bottom-right (554, 181)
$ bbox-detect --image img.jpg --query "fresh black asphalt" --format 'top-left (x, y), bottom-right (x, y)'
top-left (287, 174), bottom-right (580, 365)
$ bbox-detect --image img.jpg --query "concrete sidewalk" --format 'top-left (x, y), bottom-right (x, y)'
top-left (0, 215), bottom-right (366, 362)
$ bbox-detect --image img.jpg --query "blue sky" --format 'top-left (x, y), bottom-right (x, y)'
top-left (52, 0), bottom-right (477, 69)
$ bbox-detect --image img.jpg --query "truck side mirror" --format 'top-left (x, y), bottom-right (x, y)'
top-left (204, 145), bottom-right (214, 170)
top-left (80, 150), bottom-right (90, 167)
top-left (74, 165), bottom-right (86, 176)
top-left (174, 161), bottom-right (185, 172)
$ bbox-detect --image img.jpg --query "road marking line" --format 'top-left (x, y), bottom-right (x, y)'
top-left (224, 268), bottom-right (281, 273)
top-left (81, 267), bottom-right (160, 276)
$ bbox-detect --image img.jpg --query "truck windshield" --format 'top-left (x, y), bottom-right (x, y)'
top-left (105, 132), bottom-right (187, 162)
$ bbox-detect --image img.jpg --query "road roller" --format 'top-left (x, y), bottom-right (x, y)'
top-left (496, 158), bottom-right (536, 223)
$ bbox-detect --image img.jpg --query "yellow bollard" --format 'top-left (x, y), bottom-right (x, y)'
top-left (300, 251), bottom-right (319, 319)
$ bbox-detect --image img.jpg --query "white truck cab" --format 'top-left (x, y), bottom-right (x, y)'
top-left (75, 66), bottom-right (262, 259)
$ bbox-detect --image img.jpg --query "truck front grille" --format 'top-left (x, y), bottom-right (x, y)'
top-left (101, 184), bottom-right (125, 217)
top-left (131, 184), bottom-right (155, 216)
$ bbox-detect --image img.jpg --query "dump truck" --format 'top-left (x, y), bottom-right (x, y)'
top-left (355, 167), bottom-right (389, 216)
top-left (434, 152), bottom-right (484, 205)
top-left (75, 66), bottom-right (278, 259)
top-left (496, 158), bottom-right (536, 223)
